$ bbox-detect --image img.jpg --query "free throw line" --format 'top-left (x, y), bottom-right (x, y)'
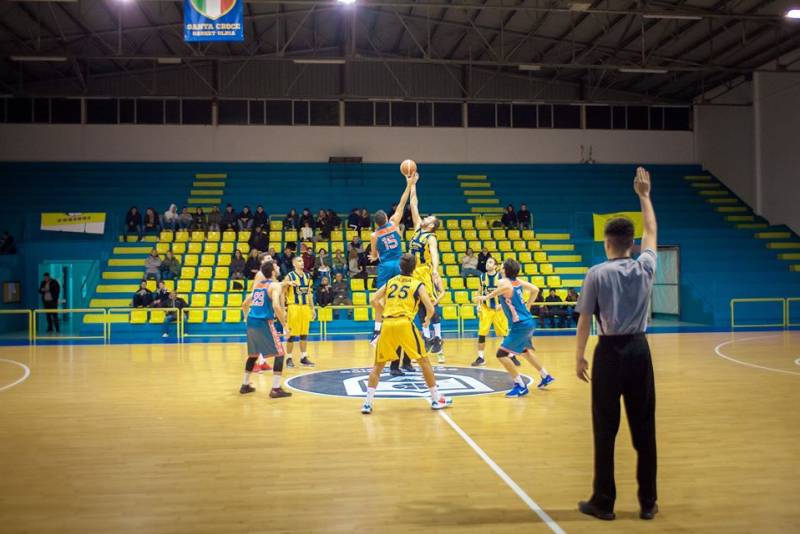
top-left (0, 359), bottom-right (31, 392)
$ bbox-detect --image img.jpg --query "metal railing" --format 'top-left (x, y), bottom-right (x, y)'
top-left (787, 298), bottom-right (800, 328)
top-left (0, 309), bottom-right (34, 344)
top-left (730, 298), bottom-right (798, 330)
top-left (107, 307), bottom-right (185, 343)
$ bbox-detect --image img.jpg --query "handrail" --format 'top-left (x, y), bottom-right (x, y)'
top-left (107, 307), bottom-right (185, 343)
top-left (0, 309), bottom-right (33, 344)
top-left (730, 298), bottom-right (787, 330)
top-left (32, 308), bottom-right (108, 344)
top-left (787, 298), bottom-right (800, 328)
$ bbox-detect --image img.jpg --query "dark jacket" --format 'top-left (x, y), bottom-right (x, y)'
top-left (501, 211), bottom-right (518, 228)
top-left (133, 288), bottom-right (153, 308)
top-left (39, 278), bottom-right (61, 305)
top-left (517, 209), bottom-right (531, 227)
top-left (221, 209), bottom-right (237, 229)
top-left (347, 212), bottom-right (360, 229)
top-left (253, 211), bottom-right (269, 230)
top-left (230, 256), bottom-right (246, 276)
top-left (316, 285), bottom-right (334, 307)
top-left (244, 257), bottom-right (260, 280)
top-left (126, 211), bottom-right (142, 229)
top-left (477, 252), bottom-right (491, 272)
top-left (160, 296), bottom-right (187, 320)
top-left (151, 288), bottom-right (170, 307)
top-left (284, 213), bottom-right (298, 230)
top-left (300, 213), bottom-right (315, 228)
top-left (249, 231), bottom-right (269, 252)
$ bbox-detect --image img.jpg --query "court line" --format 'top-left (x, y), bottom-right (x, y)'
top-left (437, 410), bottom-right (567, 534)
top-left (0, 359), bottom-right (31, 392)
top-left (713, 335), bottom-right (800, 377)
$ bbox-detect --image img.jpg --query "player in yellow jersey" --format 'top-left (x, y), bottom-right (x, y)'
top-left (285, 256), bottom-right (315, 368)
top-left (471, 256), bottom-right (513, 367)
top-left (361, 254), bottom-right (452, 414)
top-left (407, 172), bottom-right (446, 362)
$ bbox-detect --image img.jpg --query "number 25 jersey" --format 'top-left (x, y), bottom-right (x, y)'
top-left (382, 275), bottom-right (422, 320)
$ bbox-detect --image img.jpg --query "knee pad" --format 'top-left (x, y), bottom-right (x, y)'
top-left (478, 335), bottom-right (486, 344)
top-left (496, 348), bottom-right (511, 359)
top-left (273, 356), bottom-right (284, 373)
top-left (245, 356), bottom-right (257, 371)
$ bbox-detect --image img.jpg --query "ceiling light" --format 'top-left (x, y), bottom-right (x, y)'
top-left (619, 67), bottom-right (669, 74)
top-left (642, 13), bottom-right (703, 21)
top-left (10, 55), bottom-right (68, 62)
top-left (786, 9), bottom-right (800, 19)
top-left (293, 59), bottom-right (346, 65)
top-left (518, 64), bottom-right (542, 71)
top-left (337, 0), bottom-right (356, 4)
top-left (157, 57), bottom-right (182, 64)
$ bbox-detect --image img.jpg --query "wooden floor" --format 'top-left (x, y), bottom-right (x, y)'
top-left (1, 332), bottom-right (798, 534)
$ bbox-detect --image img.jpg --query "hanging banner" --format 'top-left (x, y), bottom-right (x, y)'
top-left (592, 212), bottom-right (644, 241)
top-left (41, 213), bottom-right (106, 235)
top-left (184, 0), bottom-right (244, 42)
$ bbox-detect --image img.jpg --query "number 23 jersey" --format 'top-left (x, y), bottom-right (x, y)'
top-left (382, 275), bottom-right (422, 320)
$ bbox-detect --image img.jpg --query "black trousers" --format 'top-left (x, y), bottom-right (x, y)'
top-left (590, 333), bottom-right (657, 511)
top-left (43, 301), bottom-right (60, 332)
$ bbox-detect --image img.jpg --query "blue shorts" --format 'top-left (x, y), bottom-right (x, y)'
top-left (499, 319), bottom-right (536, 355)
top-left (376, 259), bottom-right (402, 289)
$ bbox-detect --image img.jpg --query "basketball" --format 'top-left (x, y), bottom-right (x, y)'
top-left (400, 159), bottom-right (417, 177)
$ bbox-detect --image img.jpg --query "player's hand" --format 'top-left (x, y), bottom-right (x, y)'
top-left (410, 172), bottom-right (419, 185)
top-left (634, 166), bottom-right (651, 198)
top-left (423, 319), bottom-right (431, 329)
top-left (474, 295), bottom-right (485, 304)
top-left (576, 357), bottom-right (590, 383)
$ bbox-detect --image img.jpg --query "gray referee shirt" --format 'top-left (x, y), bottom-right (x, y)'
top-left (575, 249), bottom-right (657, 336)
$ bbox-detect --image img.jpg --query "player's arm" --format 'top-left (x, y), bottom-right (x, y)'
top-left (417, 284), bottom-right (434, 327)
top-left (409, 173), bottom-right (422, 229)
top-left (476, 278), bottom-right (511, 303)
top-left (575, 313), bottom-right (591, 382)
top-left (390, 175), bottom-right (417, 225)
top-left (270, 283), bottom-right (288, 330)
top-left (369, 233), bottom-right (378, 263)
top-left (428, 235), bottom-right (441, 284)
top-left (309, 280), bottom-right (317, 321)
top-left (242, 294), bottom-right (252, 316)
top-left (370, 285), bottom-right (387, 315)
top-left (518, 279), bottom-right (540, 307)
top-left (635, 166), bottom-right (657, 252)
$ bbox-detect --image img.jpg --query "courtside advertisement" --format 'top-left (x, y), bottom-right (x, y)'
top-left (184, 0), bottom-right (243, 42)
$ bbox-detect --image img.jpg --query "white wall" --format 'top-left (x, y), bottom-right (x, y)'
top-left (0, 124), bottom-right (695, 164)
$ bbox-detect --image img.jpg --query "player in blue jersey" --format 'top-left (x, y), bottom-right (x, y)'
top-left (239, 261), bottom-right (292, 399)
top-left (476, 258), bottom-right (555, 397)
top-left (369, 173), bottom-right (418, 347)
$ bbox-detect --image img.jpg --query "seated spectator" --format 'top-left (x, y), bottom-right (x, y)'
top-left (178, 207), bottom-right (193, 230)
top-left (132, 281), bottom-right (153, 308)
top-left (543, 289), bottom-right (565, 328)
top-left (531, 292), bottom-right (545, 327)
top-left (0, 231), bottom-right (16, 254)
top-left (501, 204), bottom-right (518, 229)
top-left (300, 222), bottom-right (315, 242)
top-left (253, 205), bottom-right (269, 231)
top-left (348, 235), bottom-right (363, 254)
top-left (249, 226), bottom-right (269, 252)
top-left (331, 249), bottom-right (347, 278)
top-left (359, 208), bottom-right (371, 230)
top-left (461, 248), bottom-right (481, 277)
top-left (347, 208), bottom-right (360, 230)
top-left (144, 249), bottom-right (162, 281)
top-left (163, 204), bottom-right (179, 231)
top-left (144, 208), bottom-right (161, 235)
top-left (151, 281), bottom-right (169, 307)
top-left (159, 291), bottom-right (187, 338)
top-left (238, 206), bottom-right (253, 231)
top-left (279, 247), bottom-right (295, 277)
top-left (316, 209), bottom-right (331, 239)
top-left (220, 204), bottom-right (237, 232)
top-left (245, 249), bottom-right (260, 280)
top-left (207, 206), bottom-right (222, 233)
top-left (300, 208), bottom-right (315, 229)
top-left (348, 249), bottom-right (366, 280)
top-left (332, 272), bottom-right (352, 306)
top-left (284, 208), bottom-right (299, 230)
top-left (316, 277), bottom-right (334, 307)
top-left (124, 207), bottom-right (143, 241)
top-left (301, 244), bottom-right (315, 273)
top-left (191, 208), bottom-right (206, 232)
top-left (517, 203), bottom-right (532, 229)
top-left (477, 247), bottom-right (491, 272)
top-left (314, 248), bottom-right (331, 280)
top-left (566, 288), bottom-right (579, 326)
top-left (230, 250), bottom-right (246, 280)
top-left (327, 209), bottom-right (340, 229)
top-left (160, 251), bottom-right (180, 280)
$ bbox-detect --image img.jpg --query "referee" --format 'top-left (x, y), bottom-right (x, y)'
top-left (575, 167), bottom-right (658, 521)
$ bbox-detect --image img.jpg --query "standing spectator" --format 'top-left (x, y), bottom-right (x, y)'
top-left (316, 276), bottom-right (334, 307)
top-left (461, 248), bottom-right (481, 277)
top-left (245, 249), bottom-right (260, 280)
top-left (566, 288), bottom-right (580, 326)
top-left (237, 206), bottom-right (253, 231)
top-left (151, 280), bottom-right (169, 307)
top-left (347, 208), bottom-right (360, 230)
top-left (220, 204), bottom-right (237, 232)
top-left (162, 204), bottom-right (179, 231)
top-left (331, 249), bottom-right (347, 278)
top-left (249, 226), bottom-right (269, 252)
top-left (178, 207), bottom-right (193, 230)
top-left (544, 288), bottom-right (565, 328)
top-left (477, 247), bottom-right (491, 273)
top-left (517, 203), bottom-right (532, 230)
top-left (331, 272), bottom-right (352, 306)
top-left (501, 204), bottom-right (518, 229)
top-left (160, 250), bottom-right (180, 280)
top-left (144, 249), bottom-right (162, 281)
top-left (230, 250), bottom-right (246, 280)
top-left (133, 280), bottom-right (153, 308)
top-left (253, 205), bottom-right (269, 231)
top-left (301, 244), bottom-right (315, 274)
top-left (300, 222), bottom-right (315, 243)
top-left (284, 208), bottom-right (299, 230)
top-left (359, 208), bottom-right (371, 230)
top-left (207, 206), bottom-right (222, 233)
top-left (0, 231), bottom-right (16, 254)
top-left (348, 249), bottom-right (365, 280)
top-left (314, 248), bottom-right (331, 281)
top-left (144, 208), bottom-right (161, 235)
top-left (300, 208), bottom-right (315, 229)
top-left (191, 208), bottom-right (206, 232)
top-left (124, 207), bottom-right (143, 241)
top-left (39, 272), bottom-right (60, 333)
top-left (159, 291), bottom-right (187, 338)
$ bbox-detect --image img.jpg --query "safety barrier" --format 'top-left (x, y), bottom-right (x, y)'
top-left (107, 307), bottom-right (185, 343)
top-left (787, 298), bottom-right (800, 328)
top-left (730, 298), bottom-right (793, 329)
top-left (33, 308), bottom-right (107, 344)
top-left (0, 309), bottom-right (34, 344)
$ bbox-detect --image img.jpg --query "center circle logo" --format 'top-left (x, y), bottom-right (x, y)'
top-left (285, 367), bottom-right (531, 399)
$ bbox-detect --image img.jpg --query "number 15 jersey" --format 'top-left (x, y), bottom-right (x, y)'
top-left (382, 274), bottom-right (422, 320)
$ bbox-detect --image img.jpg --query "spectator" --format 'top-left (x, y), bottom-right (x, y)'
top-left (517, 203), bottom-right (532, 230)
top-left (566, 288), bottom-right (579, 326)
top-left (0, 231), bottom-right (16, 254)
top-left (314, 248), bottom-right (331, 280)
top-left (401, 205), bottom-right (413, 231)
top-left (245, 249), bottom-right (260, 280)
top-left (327, 209), bottom-right (341, 229)
top-left (144, 249), bottom-right (162, 281)
top-left (39, 272), bottom-right (60, 333)
top-left (347, 208), bottom-right (360, 231)
top-left (279, 246), bottom-right (295, 277)
top-left (133, 280), bottom-right (153, 308)
top-left (249, 226), bottom-right (269, 252)
top-left (284, 208), bottom-right (299, 230)
top-left (160, 250), bottom-right (180, 280)
top-left (159, 291), bottom-right (187, 338)
top-left (331, 272), bottom-right (352, 306)
top-left (501, 204), bottom-right (518, 229)
top-left (191, 208), bottom-right (206, 232)
top-left (316, 209), bottom-right (331, 239)
top-left (348, 235), bottom-right (363, 254)
top-left (348, 249), bottom-right (365, 280)
top-left (230, 250), bottom-right (246, 280)
top-left (151, 280), bottom-right (169, 307)
top-left (544, 288), bottom-right (565, 328)
top-left (300, 208), bottom-right (315, 229)
top-left (301, 244), bottom-right (315, 273)
top-left (331, 249), bottom-right (347, 278)
top-left (461, 248), bottom-right (481, 277)
top-left (316, 276), bottom-right (334, 307)
top-left (531, 292), bottom-right (545, 327)
top-left (221, 204), bottom-right (237, 232)
top-left (253, 205), bottom-right (269, 231)
top-left (477, 247), bottom-right (491, 272)
top-left (124, 207), bottom-right (143, 241)
top-left (207, 206), bottom-right (222, 233)
top-left (163, 204), bottom-right (179, 231)
top-left (300, 221), bottom-right (314, 243)
top-left (144, 208), bottom-right (161, 235)
top-left (359, 208), bottom-right (371, 230)
top-left (238, 206), bottom-right (253, 231)
top-left (178, 207), bottom-right (193, 230)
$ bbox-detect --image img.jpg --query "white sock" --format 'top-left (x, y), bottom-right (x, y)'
top-left (301, 352), bottom-right (308, 359)
top-left (477, 350), bottom-right (484, 360)
top-left (433, 323), bottom-right (441, 338)
top-left (373, 321), bottom-right (382, 332)
top-left (256, 354), bottom-right (265, 365)
top-left (540, 368), bottom-right (549, 378)
top-left (514, 376), bottom-right (526, 387)
top-left (242, 372), bottom-right (250, 385)
top-left (366, 386), bottom-right (376, 404)
top-left (422, 326), bottom-right (431, 338)
top-left (272, 374), bottom-right (282, 389)
top-left (429, 385), bottom-right (439, 400)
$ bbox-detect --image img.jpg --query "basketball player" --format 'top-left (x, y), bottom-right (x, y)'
top-left (471, 257), bottom-right (510, 367)
top-left (407, 173), bottom-right (445, 362)
top-left (361, 253), bottom-right (452, 414)
top-left (476, 258), bottom-right (554, 397)
top-left (285, 256), bottom-right (315, 368)
top-left (370, 173), bottom-right (418, 345)
top-left (575, 167), bottom-right (659, 521)
top-left (252, 252), bottom-right (278, 373)
top-left (239, 261), bottom-right (291, 398)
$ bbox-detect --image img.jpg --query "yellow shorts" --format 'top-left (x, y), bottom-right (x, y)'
top-left (478, 306), bottom-right (509, 337)
top-left (412, 264), bottom-right (438, 300)
top-left (375, 317), bottom-right (427, 364)
top-left (287, 305), bottom-right (312, 337)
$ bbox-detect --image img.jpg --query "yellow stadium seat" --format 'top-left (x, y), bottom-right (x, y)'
top-left (240, 231), bottom-right (251, 242)
top-left (452, 241), bottom-right (466, 253)
top-left (184, 254), bottom-right (199, 267)
top-left (449, 277), bottom-right (465, 290)
top-left (484, 242), bottom-right (497, 252)
top-left (206, 310), bottom-right (223, 323)
top-left (270, 221), bottom-right (282, 231)
top-left (164, 280), bottom-right (175, 292)
top-left (318, 307), bottom-right (333, 322)
top-left (177, 279), bottom-right (193, 293)
top-left (464, 230), bottom-right (478, 240)
top-left (465, 277), bottom-right (480, 290)
top-left (130, 310), bottom-right (148, 324)
top-left (188, 310), bottom-right (204, 323)
top-left (479, 230), bottom-right (492, 240)
top-left (156, 242), bottom-right (170, 254)
top-left (354, 308), bottom-right (371, 321)
top-left (442, 305), bottom-right (459, 320)
top-left (209, 294), bottom-right (225, 307)
top-left (225, 310), bottom-right (242, 323)
top-left (499, 241), bottom-right (512, 252)
top-left (540, 264), bottom-right (554, 275)
top-left (187, 231), bottom-right (202, 242)
top-left (360, 229), bottom-right (371, 241)
top-left (504, 252), bottom-right (517, 262)
top-left (269, 231), bottom-right (282, 243)
top-left (468, 241), bottom-right (481, 251)
top-left (556, 289), bottom-right (569, 300)
top-left (454, 290), bottom-right (470, 304)
top-left (227, 293), bottom-right (243, 307)
top-left (201, 254), bottom-right (215, 266)
top-left (149, 310), bottom-right (166, 323)
top-left (444, 265), bottom-right (459, 277)
top-left (284, 230), bottom-right (298, 242)
top-left (222, 230), bottom-right (236, 242)
top-left (236, 242), bottom-right (249, 254)
top-left (435, 230), bottom-right (447, 241)
top-left (170, 242), bottom-right (186, 254)
top-left (492, 229), bottom-right (507, 240)
top-left (346, 230), bottom-right (357, 241)
top-left (194, 280), bottom-right (210, 293)
top-left (353, 292), bottom-right (368, 306)
top-left (198, 267), bottom-right (212, 280)
top-left (205, 242), bottom-right (219, 254)
top-left (528, 240), bottom-right (541, 250)
top-left (247, 280), bottom-right (253, 291)
top-left (524, 263), bottom-right (538, 274)
top-left (534, 252), bottom-right (548, 263)
top-left (449, 230), bottom-right (463, 241)
top-left (522, 230), bottom-right (535, 240)
top-left (461, 219), bottom-right (474, 229)
top-left (180, 267), bottom-right (196, 279)
top-left (532, 276), bottom-right (545, 287)
top-left (442, 253), bottom-right (456, 265)
top-left (547, 276), bottom-right (562, 288)
top-left (436, 240), bottom-right (451, 253)
top-left (215, 267), bottom-right (229, 279)
top-left (331, 229), bottom-right (344, 241)
top-left (220, 242), bottom-right (234, 254)
top-left (446, 219), bottom-right (459, 230)
top-left (439, 291), bottom-right (453, 304)
top-left (146, 280), bottom-right (157, 292)
top-left (174, 230), bottom-right (189, 243)
top-left (217, 255), bottom-right (231, 267)
top-left (207, 231), bottom-right (220, 242)
top-left (159, 231), bottom-right (173, 243)
top-left (507, 230), bottom-right (521, 240)
top-left (519, 252), bottom-right (532, 263)
top-left (350, 278), bottom-right (365, 291)
top-left (475, 218), bottom-right (488, 229)
top-left (211, 280), bottom-right (227, 293)
top-left (460, 305), bottom-right (477, 320)
top-left (191, 293), bottom-right (207, 307)
top-left (513, 241), bottom-right (526, 251)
